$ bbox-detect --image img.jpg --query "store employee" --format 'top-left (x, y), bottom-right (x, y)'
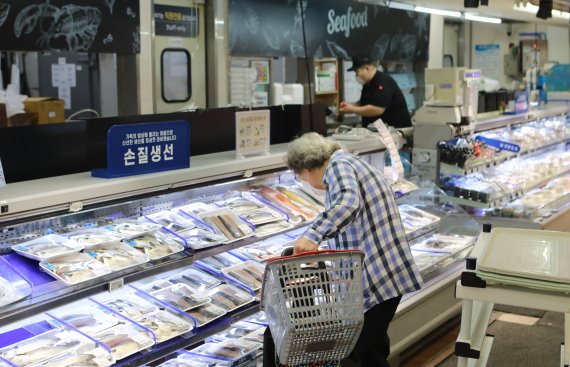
top-left (339, 56), bottom-right (412, 128)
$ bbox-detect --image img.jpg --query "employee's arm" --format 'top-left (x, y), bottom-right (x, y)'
top-left (339, 101), bottom-right (385, 116)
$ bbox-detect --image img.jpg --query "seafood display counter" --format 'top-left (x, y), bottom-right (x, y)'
top-left (437, 104), bottom-right (570, 231)
top-left (0, 139), bottom-right (477, 367)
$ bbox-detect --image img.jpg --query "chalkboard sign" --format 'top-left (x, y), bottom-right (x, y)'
top-left (229, 0), bottom-right (429, 62)
top-left (0, 0), bottom-right (140, 54)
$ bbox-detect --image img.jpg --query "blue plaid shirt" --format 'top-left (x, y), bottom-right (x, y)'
top-left (303, 150), bottom-right (423, 311)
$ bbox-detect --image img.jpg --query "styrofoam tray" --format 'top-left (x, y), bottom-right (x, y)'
top-left (49, 306), bottom-right (120, 335)
top-left (104, 294), bottom-right (159, 320)
top-left (123, 234), bottom-right (185, 260)
top-left (66, 228), bottom-right (124, 249)
top-left (197, 208), bottom-right (254, 243)
top-left (207, 284), bottom-right (254, 312)
top-left (92, 323), bottom-right (155, 361)
top-left (84, 241), bottom-right (150, 271)
top-left (104, 221), bottom-right (163, 240)
top-left (137, 310), bottom-right (194, 342)
top-left (168, 267), bottom-right (221, 292)
top-left (12, 234), bottom-right (84, 261)
top-left (150, 283), bottom-right (211, 311)
top-left (410, 234), bottom-right (477, 255)
top-left (478, 228), bottom-right (570, 283)
top-left (40, 253), bottom-right (113, 286)
top-left (186, 303), bottom-right (226, 328)
top-left (222, 260), bottom-right (265, 291)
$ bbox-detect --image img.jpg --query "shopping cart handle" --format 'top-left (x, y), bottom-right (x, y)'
top-left (269, 249), bottom-right (365, 263)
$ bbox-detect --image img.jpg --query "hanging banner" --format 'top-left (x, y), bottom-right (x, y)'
top-left (228, 0), bottom-right (429, 61)
top-left (0, 0), bottom-right (140, 54)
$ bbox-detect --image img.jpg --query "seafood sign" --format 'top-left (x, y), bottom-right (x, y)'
top-left (0, 0), bottom-right (140, 54)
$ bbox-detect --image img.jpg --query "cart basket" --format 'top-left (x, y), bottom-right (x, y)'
top-left (261, 250), bottom-right (365, 366)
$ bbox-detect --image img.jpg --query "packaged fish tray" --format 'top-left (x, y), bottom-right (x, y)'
top-left (40, 253), bottom-right (113, 286)
top-left (92, 323), bottom-right (155, 361)
top-left (104, 294), bottom-right (160, 320)
top-left (187, 339), bottom-right (262, 366)
top-left (150, 283), bottom-right (211, 311)
top-left (85, 242), bottom-right (150, 272)
top-left (207, 321), bottom-right (264, 343)
top-left (411, 250), bottom-right (451, 273)
top-left (136, 310), bottom-right (194, 342)
top-left (196, 252), bottom-right (244, 272)
top-left (275, 185), bottom-right (325, 214)
top-left (0, 257), bottom-right (32, 308)
top-left (399, 205), bottom-right (441, 239)
top-left (168, 266), bottom-right (221, 292)
top-left (104, 221), bottom-right (163, 240)
top-left (410, 234), bottom-right (477, 255)
top-left (123, 233), bottom-right (185, 260)
top-left (222, 261), bottom-right (265, 291)
top-left (253, 220), bottom-right (295, 238)
top-left (254, 186), bottom-right (318, 222)
top-left (216, 194), bottom-right (287, 226)
top-left (12, 234), bottom-right (84, 262)
top-left (139, 279), bottom-right (174, 293)
top-left (144, 210), bottom-right (203, 235)
top-left (170, 228), bottom-right (226, 250)
top-left (65, 228), bottom-right (124, 249)
top-left (207, 284), bottom-right (254, 312)
top-left (0, 328), bottom-right (90, 366)
top-left (186, 303), bottom-right (226, 328)
top-left (49, 305), bottom-right (120, 335)
top-left (197, 208), bottom-right (254, 243)
top-left (236, 238), bottom-right (295, 262)
top-left (32, 344), bottom-right (115, 367)
top-left (177, 202), bottom-right (215, 220)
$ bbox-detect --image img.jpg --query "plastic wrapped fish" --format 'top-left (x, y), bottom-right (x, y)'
top-left (12, 234), bottom-right (83, 261)
top-left (186, 303), bottom-right (226, 327)
top-left (105, 295), bottom-right (158, 320)
top-left (253, 220), bottom-right (294, 237)
top-left (123, 234), bottom-right (185, 260)
top-left (94, 324), bottom-right (154, 361)
top-left (104, 221), bottom-right (162, 240)
top-left (40, 253), bottom-right (113, 285)
top-left (223, 261), bottom-right (265, 290)
top-left (67, 228), bottom-right (124, 248)
top-left (0, 330), bottom-right (84, 366)
top-left (276, 186), bottom-right (324, 213)
top-left (137, 311), bottom-right (193, 342)
top-left (207, 285), bottom-right (254, 312)
top-left (0, 276), bottom-right (26, 308)
top-left (86, 242), bottom-right (149, 271)
top-left (151, 283), bottom-right (211, 311)
top-left (168, 267), bottom-right (221, 292)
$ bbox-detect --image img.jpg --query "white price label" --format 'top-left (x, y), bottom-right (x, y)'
top-left (93, 357), bottom-right (111, 366)
top-left (131, 333), bottom-right (149, 345)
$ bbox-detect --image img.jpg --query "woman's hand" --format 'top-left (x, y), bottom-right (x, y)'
top-left (293, 236), bottom-right (318, 254)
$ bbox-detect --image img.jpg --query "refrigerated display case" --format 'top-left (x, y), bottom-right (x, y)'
top-left (0, 136), bottom-right (478, 366)
top-left (436, 104), bottom-right (570, 231)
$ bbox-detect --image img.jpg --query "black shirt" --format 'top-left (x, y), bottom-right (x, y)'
top-left (359, 70), bottom-right (412, 128)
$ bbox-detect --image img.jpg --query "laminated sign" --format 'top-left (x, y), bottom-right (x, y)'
top-left (92, 120), bottom-right (190, 179)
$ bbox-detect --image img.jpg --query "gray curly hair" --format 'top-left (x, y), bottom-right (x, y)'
top-left (285, 132), bottom-right (341, 173)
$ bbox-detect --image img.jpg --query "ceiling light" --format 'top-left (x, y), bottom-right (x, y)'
top-left (464, 13), bottom-right (502, 23)
top-left (386, 1), bottom-right (415, 11)
top-left (414, 6), bottom-right (462, 17)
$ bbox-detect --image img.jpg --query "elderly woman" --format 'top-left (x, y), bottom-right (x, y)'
top-left (285, 132), bottom-right (423, 367)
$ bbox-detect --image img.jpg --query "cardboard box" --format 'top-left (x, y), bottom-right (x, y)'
top-left (23, 97), bottom-right (65, 124)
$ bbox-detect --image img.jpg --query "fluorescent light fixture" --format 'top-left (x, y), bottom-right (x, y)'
top-left (464, 13), bottom-right (502, 23)
top-left (415, 6), bottom-right (462, 17)
top-left (513, 2), bottom-right (570, 19)
top-left (388, 1), bottom-right (415, 11)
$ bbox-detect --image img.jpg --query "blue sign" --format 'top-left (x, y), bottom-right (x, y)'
top-left (92, 120), bottom-right (190, 179)
top-left (475, 136), bottom-right (520, 153)
top-left (514, 90), bottom-right (529, 114)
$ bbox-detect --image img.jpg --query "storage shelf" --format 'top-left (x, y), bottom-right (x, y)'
top-left (443, 166), bottom-right (570, 209)
top-left (440, 137), bottom-right (568, 176)
top-left (474, 105), bottom-right (569, 133)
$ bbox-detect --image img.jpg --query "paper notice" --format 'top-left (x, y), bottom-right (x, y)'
top-left (372, 119), bottom-right (404, 181)
top-left (58, 86), bottom-right (71, 109)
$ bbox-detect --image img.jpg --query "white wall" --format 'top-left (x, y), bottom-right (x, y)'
top-left (469, 22), bottom-right (511, 87)
top-left (428, 14), bottom-right (444, 69)
top-left (546, 24), bottom-right (570, 63)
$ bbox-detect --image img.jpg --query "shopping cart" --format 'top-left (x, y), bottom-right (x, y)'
top-left (261, 250), bottom-right (365, 366)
